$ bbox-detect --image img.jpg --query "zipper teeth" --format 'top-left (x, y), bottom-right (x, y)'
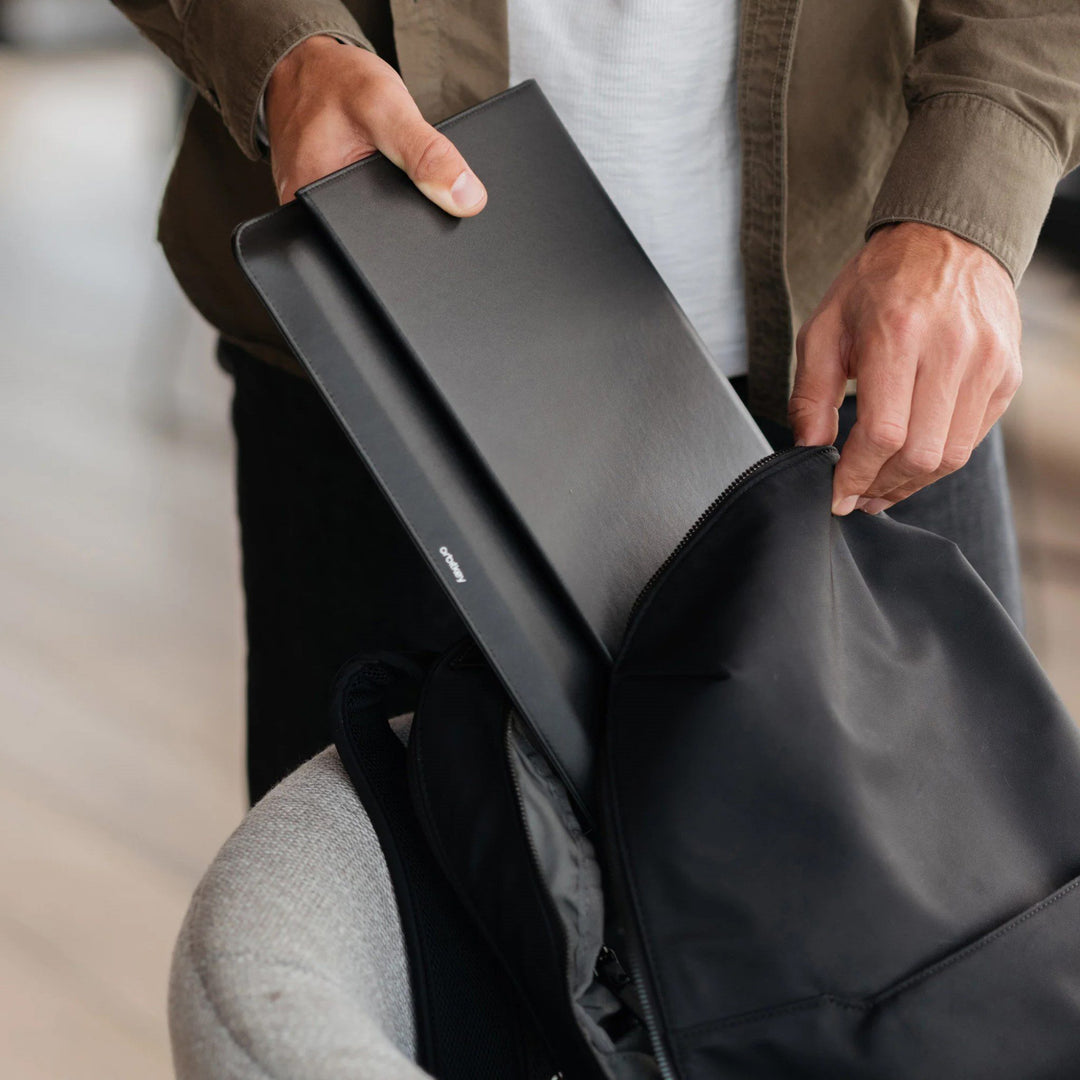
top-left (598, 791), bottom-right (678, 1080)
top-left (624, 946), bottom-right (676, 1080)
top-left (625, 446), bottom-right (832, 633)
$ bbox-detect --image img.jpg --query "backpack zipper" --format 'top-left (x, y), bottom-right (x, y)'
top-left (624, 445), bottom-right (836, 635)
top-left (594, 735), bottom-right (680, 1080)
top-left (606, 911), bottom-right (677, 1080)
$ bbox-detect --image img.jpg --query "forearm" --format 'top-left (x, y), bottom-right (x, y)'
top-left (108, 0), bottom-right (373, 158)
top-left (868, 0), bottom-right (1080, 282)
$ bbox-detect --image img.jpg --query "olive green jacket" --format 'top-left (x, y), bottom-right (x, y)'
top-left (115, 0), bottom-right (1080, 423)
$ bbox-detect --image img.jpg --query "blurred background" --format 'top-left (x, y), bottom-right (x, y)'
top-left (0, 4), bottom-right (1077, 1078)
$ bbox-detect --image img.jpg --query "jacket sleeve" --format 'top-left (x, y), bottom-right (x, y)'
top-left (109, 1), bottom-right (374, 159)
top-left (866, 1), bottom-right (1080, 281)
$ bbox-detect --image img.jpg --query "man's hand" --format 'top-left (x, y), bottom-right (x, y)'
top-left (789, 222), bottom-right (1022, 515)
top-left (265, 35), bottom-right (487, 214)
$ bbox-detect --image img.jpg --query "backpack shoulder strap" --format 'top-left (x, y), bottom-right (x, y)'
top-left (331, 652), bottom-right (555, 1080)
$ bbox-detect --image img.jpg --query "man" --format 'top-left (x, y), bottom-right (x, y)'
top-left (114, 1), bottom-right (1080, 801)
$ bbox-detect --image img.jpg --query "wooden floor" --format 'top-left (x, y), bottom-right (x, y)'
top-left (0, 50), bottom-right (245, 1079)
top-left (1, 46), bottom-right (1078, 1080)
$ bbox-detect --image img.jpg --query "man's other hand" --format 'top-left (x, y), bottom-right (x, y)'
top-left (265, 35), bottom-right (487, 215)
top-left (789, 222), bottom-right (1022, 516)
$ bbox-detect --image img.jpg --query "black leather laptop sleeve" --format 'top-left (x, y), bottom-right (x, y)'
top-left (233, 80), bottom-right (769, 813)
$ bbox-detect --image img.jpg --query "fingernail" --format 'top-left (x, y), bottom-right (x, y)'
top-left (832, 494), bottom-right (859, 516)
top-left (794, 436), bottom-right (809, 447)
top-left (450, 169), bottom-right (485, 210)
top-left (861, 498), bottom-right (892, 515)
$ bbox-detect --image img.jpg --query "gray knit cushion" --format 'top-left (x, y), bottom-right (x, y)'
top-left (169, 747), bottom-right (430, 1079)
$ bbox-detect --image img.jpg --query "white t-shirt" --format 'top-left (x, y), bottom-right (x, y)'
top-left (508, 1), bottom-right (747, 377)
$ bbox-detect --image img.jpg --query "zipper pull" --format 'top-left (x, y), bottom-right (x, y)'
top-left (595, 944), bottom-right (633, 992)
top-left (595, 943), bottom-right (646, 1041)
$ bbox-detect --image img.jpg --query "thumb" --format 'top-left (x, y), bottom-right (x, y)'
top-left (379, 112), bottom-right (487, 217)
top-left (788, 312), bottom-right (847, 446)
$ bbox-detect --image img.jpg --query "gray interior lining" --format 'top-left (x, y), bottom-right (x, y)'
top-left (508, 713), bottom-right (659, 1080)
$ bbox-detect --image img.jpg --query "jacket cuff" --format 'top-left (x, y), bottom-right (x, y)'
top-left (182, 1), bottom-right (373, 160)
top-left (866, 92), bottom-right (1063, 282)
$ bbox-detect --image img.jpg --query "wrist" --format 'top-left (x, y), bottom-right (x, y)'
top-left (870, 221), bottom-right (965, 251)
top-left (270, 33), bottom-right (342, 82)
top-left (867, 221), bottom-right (1013, 285)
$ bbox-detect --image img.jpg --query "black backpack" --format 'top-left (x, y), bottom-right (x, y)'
top-left (338, 446), bottom-right (1080, 1079)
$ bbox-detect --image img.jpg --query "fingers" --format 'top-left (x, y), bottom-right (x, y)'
top-left (977, 353), bottom-right (1022, 446)
top-left (864, 372), bottom-right (982, 509)
top-left (789, 310), bottom-right (848, 447)
top-left (831, 324), bottom-right (917, 515)
top-left (862, 354), bottom-right (1020, 511)
top-left (366, 94), bottom-right (487, 217)
top-left (855, 336), bottom-right (965, 502)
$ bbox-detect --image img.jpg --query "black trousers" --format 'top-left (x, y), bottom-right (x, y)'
top-left (226, 344), bottom-right (1023, 803)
